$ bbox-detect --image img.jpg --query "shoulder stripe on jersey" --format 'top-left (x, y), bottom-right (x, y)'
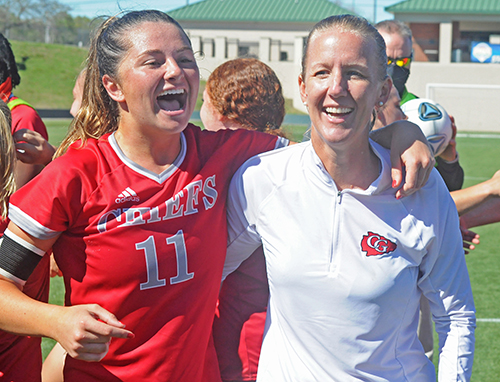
top-left (0, 232), bottom-right (44, 283)
top-left (4, 229), bottom-right (45, 256)
top-left (8, 204), bottom-right (60, 240)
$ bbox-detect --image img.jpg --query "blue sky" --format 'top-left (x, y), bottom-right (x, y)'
top-left (60, 0), bottom-right (401, 23)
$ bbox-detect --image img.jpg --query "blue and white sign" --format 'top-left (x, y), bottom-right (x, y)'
top-left (471, 42), bottom-right (500, 63)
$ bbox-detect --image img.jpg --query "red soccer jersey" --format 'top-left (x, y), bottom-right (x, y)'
top-left (213, 248), bottom-right (269, 382)
top-left (0, 97), bottom-right (50, 382)
top-left (0, 255), bottom-right (49, 382)
top-left (8, 124), bottom-right (284, 382)
top-left (9, 98), bottom-right (49, 139)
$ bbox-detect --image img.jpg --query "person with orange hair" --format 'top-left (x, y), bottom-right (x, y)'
top-left (201, 58), bottom-right (286, 136)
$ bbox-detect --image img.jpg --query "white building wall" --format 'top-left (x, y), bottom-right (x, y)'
top-left (187, 26), bottom-right (500, 131)
top-left (186, 27), bottom-right (308, 110)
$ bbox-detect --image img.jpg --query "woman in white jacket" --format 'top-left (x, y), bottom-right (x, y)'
top-left (224, 14), bottom-right (475, 382)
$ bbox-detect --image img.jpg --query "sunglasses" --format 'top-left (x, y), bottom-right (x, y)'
top-left (387, 54), bottom-right (412, 68)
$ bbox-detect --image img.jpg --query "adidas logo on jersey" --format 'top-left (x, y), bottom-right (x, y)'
top-left (115, 187), bottom-right (140, 204)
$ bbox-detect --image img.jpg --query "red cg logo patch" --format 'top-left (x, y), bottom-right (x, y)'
top-left (361, 231), bottom-right (397, 257)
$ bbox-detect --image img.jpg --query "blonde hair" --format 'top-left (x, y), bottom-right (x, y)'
top-left (0, 100), bottom-right (16, 220)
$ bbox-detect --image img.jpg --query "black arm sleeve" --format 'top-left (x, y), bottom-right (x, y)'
top-left (0, 232), bottom-right (44, 283)
top-left (436, 156), bottom-right (465, 192)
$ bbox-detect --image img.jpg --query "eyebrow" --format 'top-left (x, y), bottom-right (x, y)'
top-left (141, 46), bottom-right (193, 56)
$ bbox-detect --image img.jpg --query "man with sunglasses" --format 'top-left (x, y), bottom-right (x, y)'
top-left (376, 20), bottom-right (416, 104)
top-left (376, 19), bottom-right (464, 191)
top-left (375, 19), bottom-right (466, 364)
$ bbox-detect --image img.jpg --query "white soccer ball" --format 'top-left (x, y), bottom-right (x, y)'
top-left (400, 98), bottom-right (453, 157)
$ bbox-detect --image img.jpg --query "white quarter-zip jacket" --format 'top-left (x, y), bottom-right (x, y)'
top-left (224, 140), bottom-right (475, 382)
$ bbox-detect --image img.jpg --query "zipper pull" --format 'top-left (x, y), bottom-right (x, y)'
top-left (337, 190), bottom-right (342, 204)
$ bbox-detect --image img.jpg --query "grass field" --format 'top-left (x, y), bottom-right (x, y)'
top-left (41, 120), bottom-right (500, 380)
top-left (452, 133), bottom-right (500, 382)
top-left (11, 41), bottom-right (88, 109)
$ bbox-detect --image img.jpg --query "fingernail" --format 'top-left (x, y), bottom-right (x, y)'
top-left (396, 194), bottom-right (403, 200)
top-left (392, 180), bottom-right (397, 188)
top-left (127, 332), bottom-right (135, 339)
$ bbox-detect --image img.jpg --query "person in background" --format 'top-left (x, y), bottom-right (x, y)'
top-left (454, 170), bottom-right (500, 229)
top-left (224, 14), bottom-right (475, 381)
top-left (0, 100), bottom-right (16, 222)
top-left (0, 32), bottom-right (50, 189)
top-left (452, 169), bottom-right (500, 216)
top-left (372, 86), bottom-right (481, 254)
top-left (375, 19), bottom-right (468, 359)
top-left (460, 196), bottom-right (500, 230)
top-left (375, 19), bottom-right (464, 193)
top-left (0, 33), bottom-right (52, 382)
top-left (69, 68), bottom-right (86, 119)
top-left (201, 58), bottom-right (285, 382)
top-left (373, 85), bottom-right (406, 130)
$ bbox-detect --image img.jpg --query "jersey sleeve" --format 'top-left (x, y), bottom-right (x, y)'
top-left (8, 147), bottom-right (97, 240)
top-left (10, 104), bottom-right (49, 140)
top-left (417, 175), bottom-right (475, 380)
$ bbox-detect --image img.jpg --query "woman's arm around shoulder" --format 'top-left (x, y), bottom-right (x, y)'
top-left (370, 120), bottom-right (435, 199)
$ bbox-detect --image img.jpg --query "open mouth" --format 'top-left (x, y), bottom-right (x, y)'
top-left (157, 88), bottom-right (187, 112)
top-left (325, 106), bottom-right (353, 118)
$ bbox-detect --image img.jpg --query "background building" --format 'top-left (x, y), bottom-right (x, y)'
top-left (171, 0), bottom-right (500, 131)
top-left (169, 0), bottom-right (353, 112)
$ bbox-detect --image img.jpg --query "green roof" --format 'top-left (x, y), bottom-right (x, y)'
top-left (386, 0), bottom-right (500, 15)
top-left (168, 0), bottom-right (354, 23)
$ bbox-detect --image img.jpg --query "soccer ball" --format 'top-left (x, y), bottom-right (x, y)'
top-left (400, 98), bottom-right (453, 157)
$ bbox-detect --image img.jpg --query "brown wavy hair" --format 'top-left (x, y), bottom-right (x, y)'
top-left (206, 58), bottom-right (286, 137)
top-left (55, 10), bottom-right (190, 157)
top-left (0, 100), bottom-right (16, 220)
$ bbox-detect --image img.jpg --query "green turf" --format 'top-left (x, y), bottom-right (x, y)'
top-left (281, 124), bottom-right (308, 142)
top-left (44, 119), bottom-right (73, 147)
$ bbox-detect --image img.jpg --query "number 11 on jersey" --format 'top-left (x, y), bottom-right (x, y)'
top-left (136, 230), bottom-right (194, 290)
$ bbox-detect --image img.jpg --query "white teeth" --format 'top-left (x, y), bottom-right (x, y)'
top-left (325, 107), bottom-right (352, 114)
top-left (159, 89), bottom-right (185, 96)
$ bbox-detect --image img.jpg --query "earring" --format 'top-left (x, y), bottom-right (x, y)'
top-left (379, 101), bottom-right (384, 107)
